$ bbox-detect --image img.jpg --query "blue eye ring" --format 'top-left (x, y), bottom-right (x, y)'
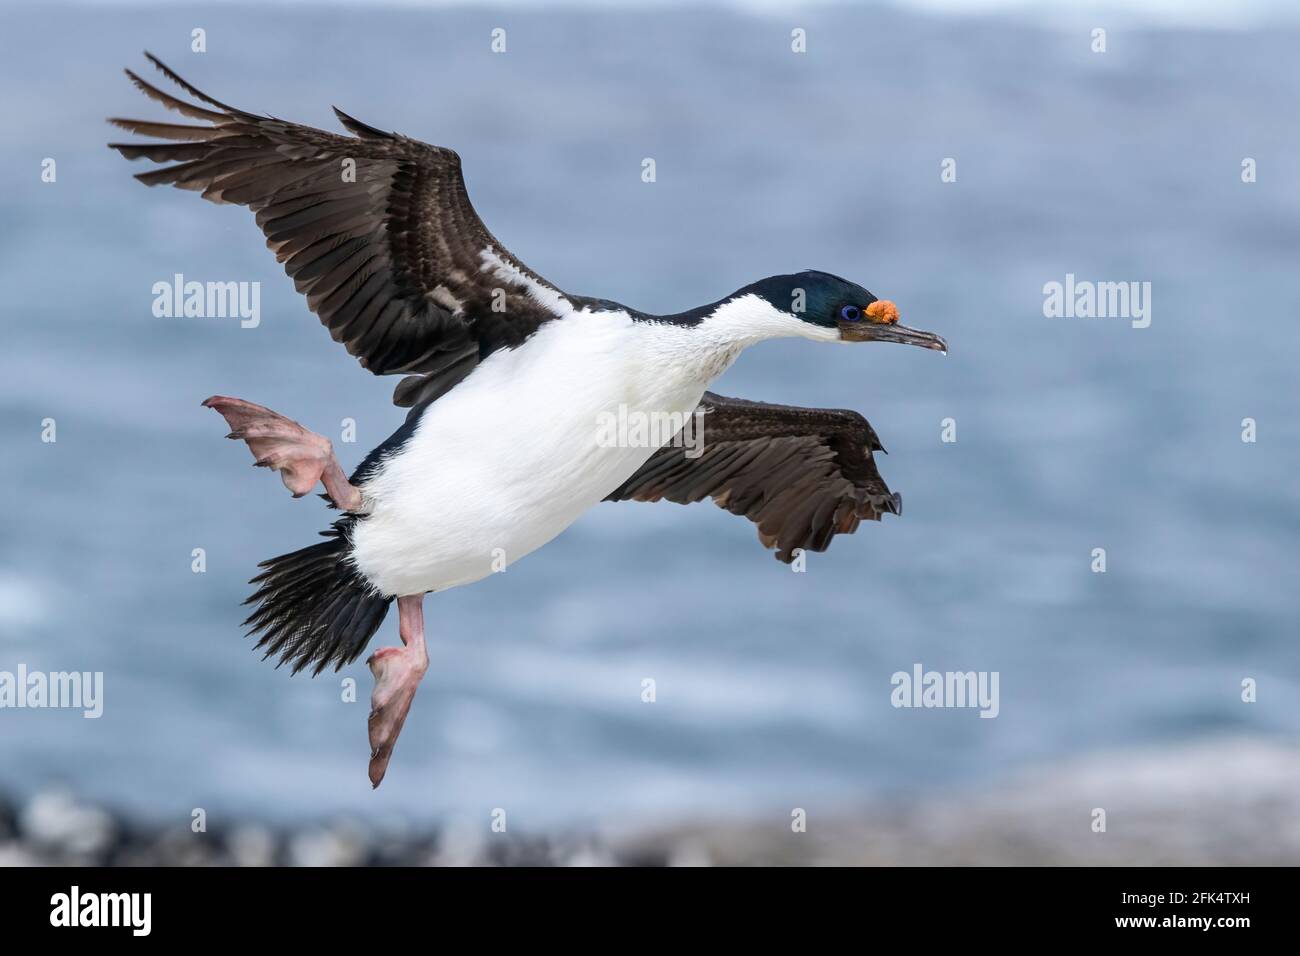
top-left (840, 305), bottom-right (861, 322)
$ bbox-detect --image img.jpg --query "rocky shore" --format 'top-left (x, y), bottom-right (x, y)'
top-left (3, 739), bottom-right (1296, 866)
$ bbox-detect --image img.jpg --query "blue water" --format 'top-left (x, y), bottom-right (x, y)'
top-left (2, 2), bottom-right (1298, 829)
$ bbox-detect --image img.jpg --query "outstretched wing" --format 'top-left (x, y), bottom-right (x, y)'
top-left (606, 392), bottom-right (902, 563)
top-left (109, 54), bottom-right (571, 408)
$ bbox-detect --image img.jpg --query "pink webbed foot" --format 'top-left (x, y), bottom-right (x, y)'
top-left (202, 395), bottom-right (361, 509)
top-left (367, 595), bottom-right (428, 788)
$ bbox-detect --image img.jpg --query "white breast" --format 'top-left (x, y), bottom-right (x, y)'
top-left (350, 311), bottom-right (717, 596)
top-left (348, 289), bottom-right (832, 597)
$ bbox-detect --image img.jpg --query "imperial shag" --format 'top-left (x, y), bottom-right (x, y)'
top-left (110, 56), bottom-right (947, 786)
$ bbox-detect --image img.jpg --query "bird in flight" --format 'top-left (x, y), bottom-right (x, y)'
top-left (109, 55), bottom-right (947, 787)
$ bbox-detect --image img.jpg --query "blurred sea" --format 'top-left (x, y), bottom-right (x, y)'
top-left (1, 1), bottom-right (1298, 841)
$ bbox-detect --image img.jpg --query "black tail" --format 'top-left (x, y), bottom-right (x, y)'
top-left (242, 518), bottom-right (392, 676)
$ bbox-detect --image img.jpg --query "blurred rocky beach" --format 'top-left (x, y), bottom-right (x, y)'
top-left (5, 737), bottom-right (1296, 865)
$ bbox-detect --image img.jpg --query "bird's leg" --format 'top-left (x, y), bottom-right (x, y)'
top-left (201, 395), bottom-right (362, 511)
top-left (367, 593), bottom-right (429, 788)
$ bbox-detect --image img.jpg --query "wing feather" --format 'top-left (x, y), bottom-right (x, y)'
top-left (109, 55), bottom-right (572, 407)
top-left (607, 393), bottom-right (901, 563)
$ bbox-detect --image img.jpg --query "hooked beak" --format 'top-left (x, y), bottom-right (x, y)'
top-left (837, 300), bottom-right (947, 353)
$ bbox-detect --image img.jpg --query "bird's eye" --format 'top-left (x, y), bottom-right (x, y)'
top-left (840, 305), bottom-right (861, 322)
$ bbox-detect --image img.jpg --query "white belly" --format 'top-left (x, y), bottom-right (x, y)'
top-left (349, 311), bottom-right (728, 597)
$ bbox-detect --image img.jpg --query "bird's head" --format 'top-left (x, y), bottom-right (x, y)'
top-left (738, 270), bottom-right (947, 352)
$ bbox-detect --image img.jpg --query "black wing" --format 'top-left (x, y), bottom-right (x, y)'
top-left (606, 392), bottom-right (902, 563)
top-left (109, 54), bottom-right (571, 408)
